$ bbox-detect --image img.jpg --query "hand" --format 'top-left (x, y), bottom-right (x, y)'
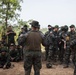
top-left (20, 34), bottom-right (23, 37)
top-left (59, 42), bottom-right (61, 44)
top-left (64, 45), bottom-right (66, 49)
top-left (11, 58), bottom-right (14, 61)
top-left (3, 65), bottom-right (6, 69)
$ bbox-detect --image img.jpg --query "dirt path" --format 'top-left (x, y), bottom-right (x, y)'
top-left (0, 61), bottom-right (74, 75)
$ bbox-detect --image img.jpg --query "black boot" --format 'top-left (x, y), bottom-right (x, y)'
top-left (46, 62), bottom-right (52, 68)
top-left (25, 70), bottom-right (31, 75)
top-left (34, 70), bottom-right (40, 75)
top-left (63, 64), bottom-right (69, 68)
top-left (74, 66), bottom-right (76, 75)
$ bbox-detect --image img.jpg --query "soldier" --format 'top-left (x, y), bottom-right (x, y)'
top-left (6, 25), bottom-right (16, 47)
top-left (1, 34), bottom-right (7, 46)
top-left (9, 43), bottom-right (20, 62)
top-left (44, 25), bottom-right (52, 60)
top-left (18, 25), bottom-right (28, 46)
top-left (0, 47), bottom-right (11, 69)
top-left (69, 25), bottom-right (76, 64)
top-left (63, 25), bottom-right (70, 68)
top-left (46, 31), bottom-right (54, 68)
top-left (58, 26), bottom-right (67, 64)
top-left (67, 25), bottom-right (76, 75)
top-left (19, 20), bottom-right (45, 75)
top-left (46, 25), bottom-right (60, 68)
top-left (52, 25), bottom-right (60, 62)
top-left (23, 25), bottom-right (28, 33)
top-left (18, 25), bottom-right (28, 58)
top-left (18, 26), bottom-right (25, 37)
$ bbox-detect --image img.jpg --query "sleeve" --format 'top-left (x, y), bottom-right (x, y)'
top-left (18, 32), bottom-right (28, 45)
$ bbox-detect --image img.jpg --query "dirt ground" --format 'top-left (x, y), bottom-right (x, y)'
top-left (0, 61), bottom-right (74, 75)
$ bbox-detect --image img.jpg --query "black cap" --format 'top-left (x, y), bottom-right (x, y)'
top-left (70, 24), bottom-right (75, 28)
top-left (24, 25), bottom-right (27, 27)
top-left (30, 21), bottom-right (40, 28)
top-left (64, 25), bottom-right (68, 31)
top-left (54, 25), bottom-right (59, 29)
top-left (48, 25), bottom-right (52, 27)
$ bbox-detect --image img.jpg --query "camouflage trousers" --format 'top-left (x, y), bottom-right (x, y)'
top-left (23, 50), bottom-right (42, 75)
top-left (64, 46), bottom-right (76, 66)
top-left (73, 50), bottom-right (76, 75)
top-left (64, 46), bottom-right (71, 65)
top-left (45, 47), bottom-right (49, 60)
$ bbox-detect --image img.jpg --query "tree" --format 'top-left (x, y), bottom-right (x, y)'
top-left (0, 0), bottom-right (23, 28)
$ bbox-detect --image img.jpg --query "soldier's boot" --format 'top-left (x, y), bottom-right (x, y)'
top-left (0, 64), bottom-right (3, 68)
top-left (59, 60), bottom-right (63, 65)
top-left (25, 70), bottom-right (31, 75)
top-left (46, 62), bottom-right (52, 68)
top-left (63, 58), bottom-right (69, 68)
top-left (74, 66), bottom-right (76, 75)
top-left (59, 56), bottom-right (64, 64)
top-left (74, 70), bottom-right (76, 75)
top-left (6, 63), bottom-right (11, 69)
top-left (34, 70), bottom-right (40, 75)
top-left (74, 72), bottom-right (76, 75)
top-left (63, 64), bottom-right (69, 68)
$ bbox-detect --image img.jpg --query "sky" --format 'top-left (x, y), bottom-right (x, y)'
top-left (19, 0), bottom-right (76, 28)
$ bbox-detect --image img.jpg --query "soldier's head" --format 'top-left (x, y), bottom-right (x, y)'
top-left (60, 26), bottom-right (64, 31)
top-left (1, 47), bottom-right (7, 55)
top-left (48, 25), bottom-right (52, 31)
top-left (30, 20), bottom-right (40, 30)
top-left (63, 25), bottom-right (68, 32)
top-left (21, 26), bottom-right (24, 31)
top-left (7, 25), bottom-right (12, 31)
top-left (9, 43), bottom-right (15, 50)
top-left (54, 25), bottom-right (59, 31)
top-left (23, 25), bottom-right (28, 31)
top-left (70, 24), bottom-right (75, 31)
top-left (2, 34), bottom-right (7, 40)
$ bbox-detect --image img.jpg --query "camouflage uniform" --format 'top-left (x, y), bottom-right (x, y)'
top-left (45, 31), bottom-right (54, 68)
top-left (44, 25), bottom-right (52, 60)
top-left (63, 25), bottom-right (73, 68)
top-left (6, 29), bottom-right (16, 46)
top-left (9, 44), bottom-right (20, 62)
top-left (58, 28), bottom-right (65, 64)
top-left (16, 45), bottom-right (23, 60)
top-left (46, 25), bottom-right (60, 68)
top-left (0, 48), bottom-right (11, 69)
top-left (52, 28), bottom-right (60, 62)
top-left (68, 25), bottom-right (76, 75)
top-left (9, 49), bottom-right (20, 62)
top-left (18, 25), bottom-right (28, 59)
top-left (58, 26), bottom-right (69, 64)
top-left (19, 21), bottom-right (45, 75)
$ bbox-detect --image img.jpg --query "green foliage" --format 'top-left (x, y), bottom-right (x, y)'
top-left (17, 19), bottom-right (29, 28)
top-left (0, 0), bottom-right (23, 39)
top-left (40, 28), bottom-right (47, 33)
top-left (0, 0), bottom-right (23, 27)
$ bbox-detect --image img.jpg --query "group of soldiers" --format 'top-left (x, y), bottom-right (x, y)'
top-left (0, 25), bottom-right (28, 69)
top-left (0, 22), bottom-right (76, 75)
top-left (45, 24), bottom-right (76, 75)
top-left (0, 43), bottom-right (23, 69)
